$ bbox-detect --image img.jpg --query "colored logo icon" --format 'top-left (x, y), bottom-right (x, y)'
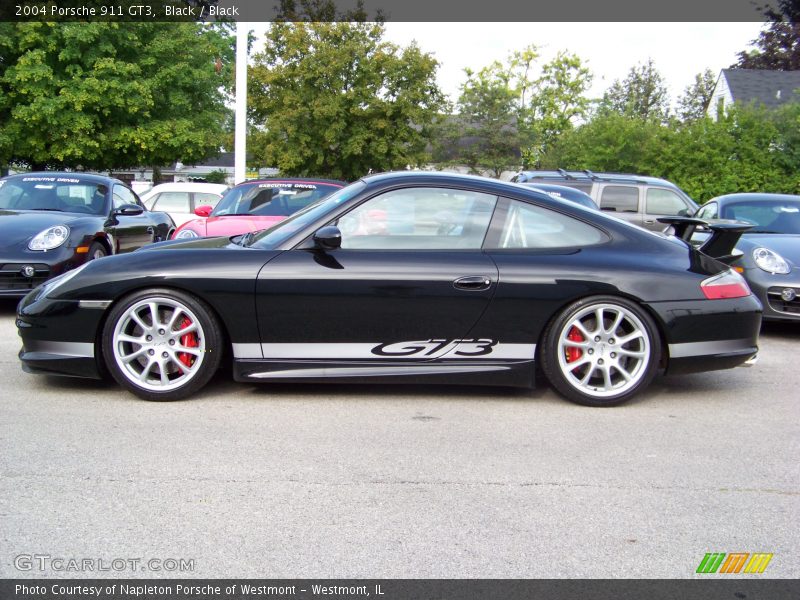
top-left (696, 553), bottom-right (773, 574)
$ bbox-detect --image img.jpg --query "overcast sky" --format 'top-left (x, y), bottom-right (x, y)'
top-left (380, 22), bottom-right (764, 105)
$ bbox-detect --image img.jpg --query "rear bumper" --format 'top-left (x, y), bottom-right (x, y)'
top-left (645, 295), bottom-right (762, 375)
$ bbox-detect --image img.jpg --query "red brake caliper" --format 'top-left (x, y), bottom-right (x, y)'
top-left (178, 317), bottom-right (198, 368)
top-left (565, 326), bottom-right (584, 365)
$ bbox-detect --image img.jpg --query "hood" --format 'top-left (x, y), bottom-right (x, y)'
top-left (0, 210), bottom-right (82, 252)
top-left (202, 215), bottom-right (286, 237)
top-left (739, 234), bottom-right (800, 263)
top-left (137, 236), bottom-right (238, 252)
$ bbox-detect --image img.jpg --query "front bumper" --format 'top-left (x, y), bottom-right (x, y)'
top-left (1, 246), bottom-right (89, 297)
top-left (17, 293), bottom-right (104, 379)
top-left (744, 269), bottom-right (800, 321)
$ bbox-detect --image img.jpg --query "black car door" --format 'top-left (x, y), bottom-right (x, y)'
top-left (107, 184), bottom-right (156, 253)
top-left (254, 186), bottom-right (500, 362)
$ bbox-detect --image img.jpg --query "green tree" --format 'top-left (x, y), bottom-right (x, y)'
top-left (248, 21), bottom-right (445, 181)
top-left (0, 22), bottom-right (233, 171)
top-left (523, 51), bottom-right (593, 167)
top-left (732, 0), bottom-right (800, 70)
top-left (600, 58), bottom-right (670, 122)
top-left (452, 61), bottom-right (525, 177)
top-left (676, 69), bottom-right (717, 122)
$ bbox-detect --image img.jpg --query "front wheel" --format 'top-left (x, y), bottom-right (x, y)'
top-left (101, 289), bottom-right (223, 401)
top-left (540, 296), bottom-right (661, 406)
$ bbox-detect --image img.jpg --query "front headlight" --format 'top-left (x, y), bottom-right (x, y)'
top-left (174, 228), bottom-right (199, 239)
top-left (753, 247), bottom-right (790, 274)
top-left (29, 225), bottom-right (70, 250)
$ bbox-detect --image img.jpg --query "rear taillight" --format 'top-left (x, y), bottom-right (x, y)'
top-left (701, 269), bottom-right (751, 300)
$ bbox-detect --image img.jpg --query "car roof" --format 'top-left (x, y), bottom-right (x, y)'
top-left (515, 170), bottom-right (679, 188)
top-left (712, 193), bottom-right (800, 204)
top-left (148, 182), bottom-right (228, 191)
top-left (237, 178), bottom-right (346, 187)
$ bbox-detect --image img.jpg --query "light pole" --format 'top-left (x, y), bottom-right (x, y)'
top-left (234, 23), bottom-right (248, 184)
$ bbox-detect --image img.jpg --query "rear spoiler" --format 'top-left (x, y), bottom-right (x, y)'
top-left (657, 217), bottom-right (752, 264)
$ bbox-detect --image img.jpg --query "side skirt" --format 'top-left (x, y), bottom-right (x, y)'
top-left (233, 359), bottom-right (535, 388)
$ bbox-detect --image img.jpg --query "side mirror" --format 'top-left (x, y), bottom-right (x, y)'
top-left (113, 203), bottom-right (144, 217)
top-left (313, 225), bottom-right (342, 250)
top-left (194, 205), bottom-right (213, 217)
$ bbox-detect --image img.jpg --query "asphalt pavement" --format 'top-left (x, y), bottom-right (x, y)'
top-left (0, 298), bottom-right (797, 579)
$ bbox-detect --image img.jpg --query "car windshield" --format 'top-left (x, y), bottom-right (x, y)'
top-left (721, 199), bottom-right (800, 234)
top-left (0, 177), bottom-right (108, 215)
top-left (211, 181), bottom-right (341, 217)
top-left (249, 181), bottom-right (367, 249)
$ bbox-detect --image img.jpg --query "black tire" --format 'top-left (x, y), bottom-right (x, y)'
top-left (101, 288), bottom-right (223, 401)
top-left (540, 295), bottom-right (661, 407)
top-left (88, 241), bottom-right (107, 261)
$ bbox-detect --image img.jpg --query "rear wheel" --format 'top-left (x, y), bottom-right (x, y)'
top-left (541, 296), bottom-right (660, 406)
top-left (101, 289), bottom-right (223, 401)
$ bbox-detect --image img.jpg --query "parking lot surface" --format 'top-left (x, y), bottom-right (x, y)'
top-left (0, 298), bottom-right (797, 578)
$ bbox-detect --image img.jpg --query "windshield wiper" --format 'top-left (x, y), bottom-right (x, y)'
top-left (30, 208), bottom-right (64, 211)
top-left (239, 229), bottom-right (267, 248)
top-left (748, 229), bottom-right (783, 234)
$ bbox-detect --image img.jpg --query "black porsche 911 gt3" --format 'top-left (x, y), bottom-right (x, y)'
top-left (16, 172), bottom-right (761, 406)
top-left (1, 172), bottom-right (174, 296)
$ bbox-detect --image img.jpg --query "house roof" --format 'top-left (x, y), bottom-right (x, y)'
top-left (722, 69), bottom-right (800, 108)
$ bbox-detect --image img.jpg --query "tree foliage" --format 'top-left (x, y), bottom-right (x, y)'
top-left (440, 46), bottom-right (593, 175)
top-left (542, 103), bottom-right (800, 201)
top-left (0, 22), bottom-right (233, 170)
top-left (248, 21), bottom-right (445, 181)
top-left (732, 0), bottom-right (800, 70)
top-left (599, 58), bottom-right (670, 122)
top-left (450, 61), bottom-right (525, 177)
top-left (676, 69), bottom-right (717, 122)
top-left (523, 51), bottom-right (593, 166)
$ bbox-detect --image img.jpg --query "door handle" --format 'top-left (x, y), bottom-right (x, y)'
top-left (453, 275), bottom-right (492, 291)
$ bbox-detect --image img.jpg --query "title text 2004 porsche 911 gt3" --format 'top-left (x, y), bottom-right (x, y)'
top-left (16, 172), bottom-right (761, 406)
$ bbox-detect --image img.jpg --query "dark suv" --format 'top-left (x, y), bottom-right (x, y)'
top-left (512, 170), bottom-right (698, 231)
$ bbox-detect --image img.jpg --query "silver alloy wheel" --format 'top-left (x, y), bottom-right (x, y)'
top-left (556, 303), bottom-right (651, 399)
top-left (111, 296), bottom-right (206, 392)
top-left (91, 247), bottom-right (106, 260)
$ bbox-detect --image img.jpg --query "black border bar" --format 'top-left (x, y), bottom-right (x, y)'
top-left (1, 0), bottom-right (782, 22)
top-left (2, 579), bottom-right (800, 600)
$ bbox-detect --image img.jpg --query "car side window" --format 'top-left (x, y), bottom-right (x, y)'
top-left (599, 185), bottom-right (639, 213)
top-left (194, 192), bottom-right (222, 209)
top-left (646, 188), bottom-right (690, 216)
top-left (113, 185), bottom-right (140, 209)
top-left (696, 202), bottom-right (717, 219)
top-left (153, 192), bottom-right (191, 212)
top-left (487, 199), bottom-right (606, 250)
top-left (337, 187), bottom-right (497, 250)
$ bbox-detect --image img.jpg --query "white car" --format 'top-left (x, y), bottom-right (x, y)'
top-left (140, 183), bottom-right (229, 227)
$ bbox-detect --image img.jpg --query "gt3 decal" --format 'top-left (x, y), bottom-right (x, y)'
top-left (371, 339), bottom-right (497, 357)
top-left (231, 342), bottom-right (536, 361)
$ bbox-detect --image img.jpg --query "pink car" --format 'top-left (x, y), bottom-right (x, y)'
top-left (171, 179), bottom-right (345, 240)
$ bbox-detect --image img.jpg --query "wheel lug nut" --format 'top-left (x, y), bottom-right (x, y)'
top-left (594, 336), bottom-right (601, 342)
top-left (169, 339), bottom-right (175, 345)
top-left (587, 349), bottom-right (594, 355)
top-left (146, 335), bottom-right (152, 341)
top-left (148, 349), bottom-right (155, 356)
top-left (609, 338), bottom-right (615, 344)
top-left (162, 352), bottom-right (169, 358)
top-left (159, 329), bottom-right (165, 335)
top-left (598, 359), bottom-right (604, 365)
top-left (610, 352), bottom-right (616, 358)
